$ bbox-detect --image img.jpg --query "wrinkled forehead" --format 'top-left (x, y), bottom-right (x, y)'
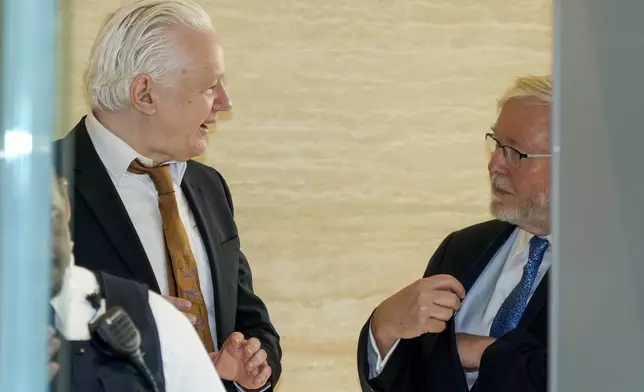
top-left (182, 40), bottom-right (225, 83)
top-left (167, 25), bottom-right (224, 79)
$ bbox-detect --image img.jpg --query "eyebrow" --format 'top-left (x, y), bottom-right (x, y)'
top-left (489, 126), bottom-right (528, 151)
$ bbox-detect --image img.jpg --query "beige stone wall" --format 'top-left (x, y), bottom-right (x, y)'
top-left (65, 0), bottom-right (551, 390)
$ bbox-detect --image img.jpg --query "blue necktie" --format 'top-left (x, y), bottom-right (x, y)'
top-left (489, 236), bottom-right (549, 338)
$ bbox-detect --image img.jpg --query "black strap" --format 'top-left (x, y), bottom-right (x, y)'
top-left (94, 271), bottom-right (149, 324)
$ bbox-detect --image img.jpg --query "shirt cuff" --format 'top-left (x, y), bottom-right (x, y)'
top-left (366, 320), bottom-right (401, 379)
top-left (234, 381), bottom-right (271, 392)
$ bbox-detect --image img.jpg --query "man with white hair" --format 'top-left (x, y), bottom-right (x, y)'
top-left (357, 75), bottom-right (553, 392)
top-left (54, 1), bottom-right (281, 391)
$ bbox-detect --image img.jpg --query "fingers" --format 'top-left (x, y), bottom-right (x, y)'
top-left (208, 351), bottom-right (221, 363)
top-left (47, 326), bottom-right (60, 380)
top-left (48, 326), bottom-right (61, 381)
top-left (164, 296), bottom-right (192, 312)
top-left (424, 274), bottom-right (466, 299)
top-left (49, 326), bottom-right (61, 357)
top-left (163, 296), bottom-right (195, 323)
top-left (243, 337), bottom-right (261, 360)
top-left (423, 318), bottom-right (447, 334)
top-left (427, 304), bottom-right (455, 322)
top-left (49, 335), bottom-right (61, 359)
top-left (251, 362), bottom-right (272, 388)
top-left (223, 331), bottom-right (245, 351)
top-left (49, 362), bottom-right (60, 381)
top-left (245, 347), bottom-right (267, 373)
top-left (432, 290), bottom-right (462, 313)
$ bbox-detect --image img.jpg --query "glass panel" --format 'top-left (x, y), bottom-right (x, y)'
top-left (0, 0), bottom-right (72, 390)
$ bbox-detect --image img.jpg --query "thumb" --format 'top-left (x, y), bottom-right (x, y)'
top-left (209, 351), bottom-right (221, 363)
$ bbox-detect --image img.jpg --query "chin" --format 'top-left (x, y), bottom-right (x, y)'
top-left (184, 136), bottom-right (206, 156)
top-left (490, 200), bottom-right (502, 216)
top-left (490, 201), bottom-right (522, 225)
top-left (180, 146), bottom-right (205, 162)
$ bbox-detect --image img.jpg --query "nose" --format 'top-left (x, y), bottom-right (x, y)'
top-left (213, 83), bottom-right (232, 111)
top-left (488, 146), bottom-right (508, 175)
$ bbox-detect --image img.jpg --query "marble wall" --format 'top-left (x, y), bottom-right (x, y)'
top-left (64, 0), bottom-right (551, 390)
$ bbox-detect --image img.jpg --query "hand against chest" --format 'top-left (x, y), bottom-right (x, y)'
top-left (371, 274), bottom-right (466, 356)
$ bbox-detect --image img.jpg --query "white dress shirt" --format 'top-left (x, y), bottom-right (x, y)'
top-left (367, 227), bottom-right (552, 389)
top-left (85, 113), bottom-right (218, 347)
top-left (51, 263), bottom-right (226, 392)
top-left (85, 114), bottom-right (270, 392)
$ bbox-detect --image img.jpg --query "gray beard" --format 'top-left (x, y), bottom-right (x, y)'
top-left (490, 189), bottom-right (549, 227)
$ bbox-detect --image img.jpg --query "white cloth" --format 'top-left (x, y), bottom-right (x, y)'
top-left (367, 227), bottom-right (552, 388)
top-left (85, 113), bottom-right (218, 347)
top-left (50, 264), bottom-right (226, 392)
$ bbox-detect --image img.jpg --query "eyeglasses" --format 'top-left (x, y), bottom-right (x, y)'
top-left (485, 133), bottom-right (551, 168)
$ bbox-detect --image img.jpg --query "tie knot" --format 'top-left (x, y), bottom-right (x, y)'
top-left (530, 235), bottom-right (549, 248)
top-left (529, 236), bottom-right (549, 262)
top-left (128, 159), bottom-right (175, 195)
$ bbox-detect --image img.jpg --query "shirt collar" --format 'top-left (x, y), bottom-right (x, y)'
top-left (84, 112), bottom-right (187, 186)
top-left (510, 228), bottom-right (553, 260)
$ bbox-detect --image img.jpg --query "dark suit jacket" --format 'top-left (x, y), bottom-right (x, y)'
top-left (54, 118), bottom-right (282, 392)
top-left (357, 220), bottom-right (548, 392)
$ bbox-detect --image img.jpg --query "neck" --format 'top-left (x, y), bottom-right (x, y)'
top-left (519, 220), bottom-right (550, 237)
top-left (93, 110), bottom-right (171, 164)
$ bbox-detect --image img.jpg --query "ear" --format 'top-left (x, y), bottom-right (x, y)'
top-left (130, 73), bottom-right (157, 115)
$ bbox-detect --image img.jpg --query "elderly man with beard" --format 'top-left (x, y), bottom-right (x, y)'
top-left (357, 74), bottom-right (553, 392)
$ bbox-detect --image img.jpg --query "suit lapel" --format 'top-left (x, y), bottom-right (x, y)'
top-left (518, 270), bottom-right (549, 328)
top-left (446, 222), bottom-right (517, 391)
top-left (70, 121), bottom-right (159, 291)
top-left (457, 222), bottom-right (549, 330)
top-left (181, 167), bottom-right (225, 344)
top-left (460, 222), bottom-right (517, 292)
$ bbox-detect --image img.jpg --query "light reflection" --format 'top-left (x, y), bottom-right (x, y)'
top-left (0, 129), bottom-right (33, 159)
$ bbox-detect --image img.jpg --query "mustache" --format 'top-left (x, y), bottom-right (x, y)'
top-left (491, 173), bottom-right (514, 193)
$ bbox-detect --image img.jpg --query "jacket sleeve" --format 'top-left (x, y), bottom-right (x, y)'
top-left (216, 170), bottom-right (282, 391)
top-left (356, 233), bottom-right (456, 392)
top-left (474, 329), bottom-right (547, 392)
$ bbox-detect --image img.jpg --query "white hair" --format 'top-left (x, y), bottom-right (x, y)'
top-left (85, 0), bottom-right (215, 111)
top-left (497, 74), bottom-right (552, 110)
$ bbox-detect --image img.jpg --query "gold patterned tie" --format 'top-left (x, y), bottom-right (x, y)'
top-left (128, 160), bottom-right (215, 352)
